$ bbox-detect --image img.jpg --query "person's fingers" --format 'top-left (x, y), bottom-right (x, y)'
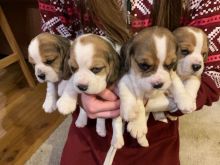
top-left (87, 109), bottom-right (120, 119)
top-left (87, 99), bottom-right (120, 113)
top-left (98, 88), bottom-right (118, 101)
top-left (81, 93), bottom-right (120, 113)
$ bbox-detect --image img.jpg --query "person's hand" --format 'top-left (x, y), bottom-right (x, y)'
top-left (81, 88), bottom-right (120, 119)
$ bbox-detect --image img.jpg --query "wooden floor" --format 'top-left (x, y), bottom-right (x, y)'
top-left (0, 64), bottom-right (65, 165)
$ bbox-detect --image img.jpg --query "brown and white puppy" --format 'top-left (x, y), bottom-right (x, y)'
top-left (171, 26), bottom-right (208, 110)
top-left (174, 26), bottom-right (208, 82)
top-left (28, 33), bottom-right (71, 113)
top-left (56, 34), bottom-right (121, 137)
top-left (170, 26), bottom-right (208, 111)
top-left (151, 26), bottom-right (208, 122)
top-left (117, 26), bottom-right (177, 147)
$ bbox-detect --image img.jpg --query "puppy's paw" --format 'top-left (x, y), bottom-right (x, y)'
top-left (157, 118), bottom-right (168, 123)
top-left (96, 123), bottom-right (106, 137)
top-left (56, 96), bottom-right (77, 115)
top-left (43, 97), bottom-right (57, 113)
top-left (111, 134), bottom-right (124, 149)
top-left (166, 114), bottom-right (178, 121)
top-left (137, 136), bottom-right (149, 147)
top-left (127, 120), bottom-right (147, 139)
top-left (167, 97), bottom-right (178, 112)
top-left (153, 112), bottom-right (168, 123)
top-left (75, 117), bottom-right (87, 128)
top-left (176, 94), bottom-right (196, 113)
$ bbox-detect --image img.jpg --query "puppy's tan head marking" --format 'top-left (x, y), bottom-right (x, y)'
top-left (28, 33), bottom-right (71, 82)
top-left (121, 26), bottom-right (177, 76)
top-left (121, 26), bottom-right (177, 91)
top-left (37, 33), bottom-right (71, 80)
top-left (68, 34), bottom-right (121, 94)
top-left (173, 27), bottom-right (208, 60)
top-left (69, 34), bottom-right (121, 85)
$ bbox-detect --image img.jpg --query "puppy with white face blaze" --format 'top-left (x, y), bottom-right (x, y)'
top-left (28, 33), bottom-right (71, 113)
top-left (151, 26), bottom-right (208, 122)
top-left (170, 26), bottom-right (208, 113)
top-left (118, 26), bottom-right (177, 147)
top-left (56, 34), bottom-right (123, 139)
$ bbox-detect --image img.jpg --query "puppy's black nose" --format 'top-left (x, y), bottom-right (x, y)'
top-left (153, 83), bottom-right (164, 89)
top-left (192, 64), bottom-right (201, 72)
top-left (38, 74), bottom-right (45, 80)
top-left (77, 84), bottom-right (88, 91)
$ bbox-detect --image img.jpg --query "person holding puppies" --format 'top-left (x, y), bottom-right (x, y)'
top-left (38, 0), bottom-right (220, 164)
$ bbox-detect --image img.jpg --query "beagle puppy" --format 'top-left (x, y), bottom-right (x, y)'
top-left (150, 26), bottom-right (208, 122)
top-left (117, 26), bottom-right (177, 147)
top-left (56, 34), bottom-right (121, 137)
top-left (173, 26), bottom-right (208, 103)
top-left (28, 33), bottom-right (71, 113)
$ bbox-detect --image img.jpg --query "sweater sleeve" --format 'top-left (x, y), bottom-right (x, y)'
top-left (170, 0), bottom-right (220, 116)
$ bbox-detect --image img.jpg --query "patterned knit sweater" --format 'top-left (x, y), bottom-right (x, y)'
top-left (38, 0), bottom-right (220, 110)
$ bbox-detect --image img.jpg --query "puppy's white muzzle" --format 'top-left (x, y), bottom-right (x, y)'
top-left (177, 54), bottom-right (204, 77)
top-left (35, 63), bottom-right (59, 83)
top-left (73, 70), bottom-right (107, 94)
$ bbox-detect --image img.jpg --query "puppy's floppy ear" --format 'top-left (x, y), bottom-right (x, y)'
top-left (107, 46), bottom-right (121, 85)
top-left (61, 48), bottom-right (71, 80)
top-left (172, 39), bottom-right (178, 71)
top-left (120, 38), bottom-right (134, 73)
top-left (56, 35), bottom-right (72, 80)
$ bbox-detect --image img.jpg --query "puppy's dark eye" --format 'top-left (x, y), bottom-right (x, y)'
top-left (91, 67), bottom-right (103, 74)
top-left (181, 49), bottom-right (190, 56)
top-left (45, 59), bottom-right (54, 65)
top-left (70, 66), bottom-right (77, 73)
top-left (164, 62), bottom-right (176, 70)
top-left (138, 63), bottom-right (151, 71)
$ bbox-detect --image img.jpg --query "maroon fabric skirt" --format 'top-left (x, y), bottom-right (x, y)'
top-left (61, 109), bottom-right (180, 165)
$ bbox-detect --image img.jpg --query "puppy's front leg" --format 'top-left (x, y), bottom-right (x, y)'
top-left (118, 76), bottom-right (138, 121)
top-left (58, 80), bottom-right (68, 96)
top-left (127, 99), bottom-right (148, 147)
top-left (146, 93), bottom-right (169, 112)
top-left (75, 107), bottom-right (88, 128)
top-left (96, 118), bottom-right (106, 137)
top-left (146, 93), bottom-right (178, 122)
top-left (137, 112), bottom-right (150, 146)
top-left (170, 71), bottom-right (196, 113)
top-left (152, 97), bottom-right (178, 122)
top-left (43, 82), bottom-right (57, 113)
top-left (152, 112), bottom-right (168, 123)
top-left (111, 116), bottom-right (124, 149)
top-left (57, 75), bottom-right (78, 115)
top-left (184, 76), bottom-right (201, 100)
top-left (146, 93), bottom-right (169, 123)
